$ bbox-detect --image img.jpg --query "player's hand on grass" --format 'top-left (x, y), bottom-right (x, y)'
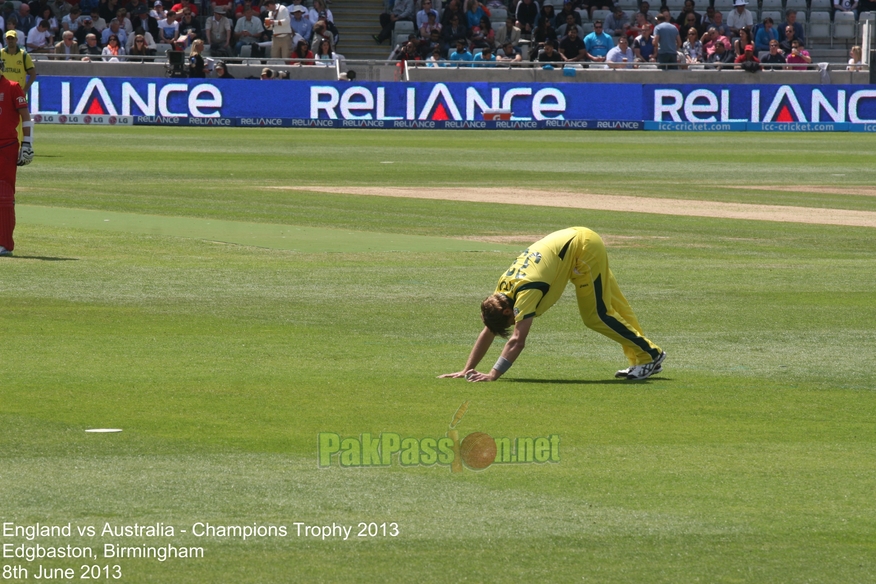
top-left (464, 370), bottom-right (495, 382)
top-left (437, 369), bottom-right (473, 379)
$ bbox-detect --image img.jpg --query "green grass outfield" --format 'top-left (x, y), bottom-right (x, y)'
top-left (2, 127), bottom-right (876, 583)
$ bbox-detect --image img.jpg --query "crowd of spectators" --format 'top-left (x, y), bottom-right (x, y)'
top-left (380, 0), bottom-right (858, 70)
top-left (0, 0), bottom-right (342, 64)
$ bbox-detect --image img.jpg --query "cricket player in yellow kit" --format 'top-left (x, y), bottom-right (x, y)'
top-left (440, 227), bottom-right (665, 382)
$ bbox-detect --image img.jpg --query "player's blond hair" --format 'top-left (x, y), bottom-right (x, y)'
top-left (481, 293), bottom-right (513, 338)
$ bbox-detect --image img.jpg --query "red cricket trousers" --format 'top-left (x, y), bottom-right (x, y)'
top-left (0, 139), bottom-right (19, 251)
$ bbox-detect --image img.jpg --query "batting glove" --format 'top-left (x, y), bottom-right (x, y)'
top-left (18, 143), bottom-right (33, 166)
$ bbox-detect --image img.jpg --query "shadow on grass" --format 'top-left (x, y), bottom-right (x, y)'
top-left (10, 256), bottom-right (79, 261)
top-left (507, 376), bottom-right (670, 385)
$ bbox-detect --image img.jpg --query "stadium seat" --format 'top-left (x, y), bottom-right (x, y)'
top-left (761, 0), bottom-right (783, 11)
top-left (795, 12), bottom-right (807, 25)
top-left (581, 22), bottom-right (594, 34)
top-left (785, 0), bottom-right (807, 13)
top-left (491, 8), bottom-right (507, 22)
top-left (394, 33), bottom-right (409, 47)
top-left (809, 11), bottom-right (832, 40)
top-left (591, 9), bottom-right (611, 22)
top-left (713, 0), bottom-right (734, 12)
top-left (575, 9), bottom-right (589, 23)
top-left (616, 0), bottom-right (637, 10)
top-left (860, 11), bottom-right (875, 22)
top-left (10, 0), bottom-right (20, 9)
top-left (239, 44), bottom-right (252, 58)
top-left (664, 0), bottom-right (684, 11)
top-left (393, 20), bottom-right (415, 35)
top-left (761, 10), bottom-right (782, 23)
top-left (833, 11), bottom-right (857, 42)
top-left (154, 43), bottom-right (174, 56)
top-left (809, 0), bottom-right (832, 12)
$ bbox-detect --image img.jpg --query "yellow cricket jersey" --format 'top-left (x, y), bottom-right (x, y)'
top-left (494, 227), bottom-right (585, 322)
top-left (0, 47), bottom-right (34, 88)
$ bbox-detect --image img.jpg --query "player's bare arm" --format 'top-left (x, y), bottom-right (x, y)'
top-left (437, 325), bottom-right (496, 379)
top-left (464, 316), bottom-right (533, 382)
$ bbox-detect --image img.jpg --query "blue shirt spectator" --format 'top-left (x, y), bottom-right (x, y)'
top-left (473, 47), bottom-right (496, 66)
top-left (583, 21), bottom-right (614, 59)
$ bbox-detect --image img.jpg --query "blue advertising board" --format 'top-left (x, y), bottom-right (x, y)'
top-left (29, 77), bottom-right (876, 131)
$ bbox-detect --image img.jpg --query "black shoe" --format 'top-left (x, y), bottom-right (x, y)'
top-left (373, 34), bottom-right (383, 44)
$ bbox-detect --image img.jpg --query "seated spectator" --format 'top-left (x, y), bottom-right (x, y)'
top-left (449, 37), bottom-right (472, 62)
top-left (465, 0), bottom-right (489, 30)
top-left (754, 17), bottom-right (777, 52)
top-left (514, 0), bottom-right (537, 36)
top-left (17, 3), bottom-right (33, 35)
top-left (468, 24), bottom-right (489, 50)
top-left (701, 26), bottom-right (729, 56)
top-left (478, 16), bottom-right (495, 48)
top-left (701, 6), bottom-right (718, 27)
top-left (538, 39), bottom-right (563, 62)
top-left (416, 0), bottom-right (438, 29)
top-left (848, 45), bottom-right (863, 71)
top-left (674, 0), bottom-right (701, 28)
top-left (234, 5), bottom-right (263, 55)
top-left (553, 1), bottom-right (579, 30)
top-left (778, 24), bottom-right (798, 54)
top-left (170, 0), bottom-right (196, 17)
top-left (309, 0), bottom-right (333, 25)
top-left (314, 37), bottom-right (336, 64)
top-left (497, 39), bottom-right (522, 61)
top-left (495, 16), bottom-right (520, 47)
top-left (833, 0), bottom-right (858, 17)
top-left (780, 10), bottom-right (805, 47)
top-left (761, 39), bottom-right (785, 68)
top-left (52, 29), bottom-right (78, 58)
top-left (583, 19), bottom-right (614, 62)
top-left (101, 18), bottom-right (127, 46)
top-left (442, 13), bottom-right (467, 45)
top-left (36, 6), bottom-right (59, 36)
top-left (559, 23), bottom-right (586, 61)
top-left (709, 11), bottom-right (729, 37)
top-left (101, 32), bottom-right (125, 60)
top-left (605, 6), bottom-right (629, 37)
top-left (157, 10), bottom-right (179, 45)
top-left (90, 9), bottom-right (107, 32)
top-left (627, 13), bottom-right (649, 39)
top-left (727, 0), bottom-right (752, 37)
top-left (540, 2), bottom-right (556, 27)
top-left (75, 15), bottom-right (98, 45)
top-left (427, 46), bottom-right (443, 66)
top-left (532, 16), bottom-right (557, 52)
top-left (636, 1), bottom-right (656, 25)
top-left (127, 31), bottom-right (155, 56)
top-left (375, 0), bottom-right (413, 44)
top-left (556, 13), bottom-right (582, 39)
top-left (678, 11), bottom-right (702, 38)
top-left (632, 23), bottom-right (655, 61)
top-left (733, 43), bottom-right (760, 70)
top-left (60, 6), bottom-right (81, 33)
top-left (116, 8), bottom-right (133, 35)
top-left (441, 0), bottom-right (465, 28)
top-left (733, 26), bottom-right (752, 57)
top-left (310, 21), bottom-right (334, 54)
top-left (26, 19), bottom-right (53, 51)
top-left (177, 7), bottom-right (200, 47)
top-left (706, 37), bottom-right (733, 66)
top-left (290, 5), bottom-right (313, 42)
top-left (213, 60), bottom-right (233, 77)
top-left (80, 31), bottom-right (101, 55)
top-left (151, 1), bottom-right (166, 21)
top-left (420, 10), bottom-right (441, 39)
top-left (290, 39), bottom-right (314, 65)
top-left (605, 34), bottom-right (634, 67)
top-left (473, 44), bottom-right (497, 65)
top-left (206, 8), bottom-right (231, 57)
top-left (785, 38), bottom-right (810, 69)
top-left (681, 26), bottom-right (702, 62)
top-left (131, 6), bottom-right (157, 38)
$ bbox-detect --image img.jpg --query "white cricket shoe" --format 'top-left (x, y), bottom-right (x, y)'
top-left (615, 363), bottom-right (662, 378)
top-left (0, 246), bottom-right (12, 257)
top-left (621, 351), bottom-right (667, 380)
